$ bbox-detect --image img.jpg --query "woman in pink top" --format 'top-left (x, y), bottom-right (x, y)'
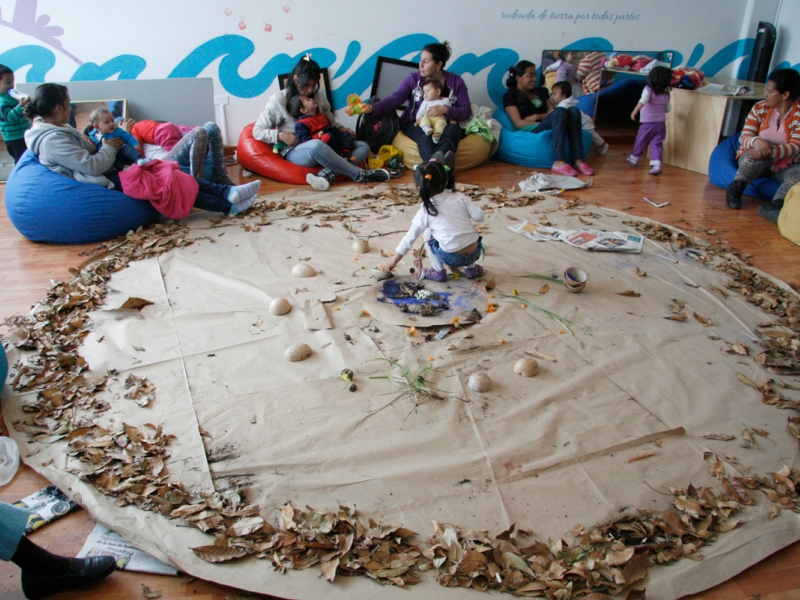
top-left (727, 68), bottom-right (800, 222)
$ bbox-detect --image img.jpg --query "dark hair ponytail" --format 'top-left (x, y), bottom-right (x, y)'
top-left (506, 60), bottom-right (536, 88)
top-left (422, 41), bottom-right (452, 67)
top-left (0, 64), bottom-right (12, 78)
top-left (647, 66), bottom-right (672, 96)
top-left (289, 55), bottom-right (321, 97)
top-left (22, 82), bottom-right (69, 120)
top-left (414, 162), bottom-right (450, 216)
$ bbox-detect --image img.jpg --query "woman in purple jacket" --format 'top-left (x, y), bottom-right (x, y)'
top-left (360, 41), bottom-right (471, 161)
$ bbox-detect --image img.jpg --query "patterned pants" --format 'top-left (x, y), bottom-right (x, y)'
top-left (166, 123), bottom-right (230, 184)
top-left (734, 153), bottom-right (800, 202)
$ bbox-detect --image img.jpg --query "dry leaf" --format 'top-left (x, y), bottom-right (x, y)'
top-left (708, 454), bottom-right (725, 477)
top-left (120, 297), bottom-right (153, 310)
top-left (664, 314), bottom-right (687, 321)
top-left (192, 545), bottom-right (248, 563)
top-left (729, 342), bottom-right (749, 356)
top-left (703, 433), bottom-right (735, 441)
top-left (538, 283), bottom-right (549, 294)
top-left (628, 451), bottom-right (658, 462)
top-left (736, 372), bottom-right (760, 390)
top-left (741, 428), bottom-right (757, 449)
top-left (618, 291), bottom-right (641, 298)
top-left (693, 312), bottom-right (712, 326)
top-left (142, 584), bottom-right (163, 599)
top-left (636, 267), bottom-right (646, 277)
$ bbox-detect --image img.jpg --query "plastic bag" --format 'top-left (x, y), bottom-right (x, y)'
top-left (0, 436), bottom-right (20, 487)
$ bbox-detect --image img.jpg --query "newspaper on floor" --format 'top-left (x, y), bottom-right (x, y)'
top-left (77, 522), bottom-right (179, 575)
top-left (518, 172), bottom-right (592, 192)
top-left (509, 220), bottom-right (643, 253)
top-left (13, 485), bottom-right (78, 533)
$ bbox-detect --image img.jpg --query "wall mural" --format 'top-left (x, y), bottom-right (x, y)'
top-left (1, 0), bottom-right (798, 115)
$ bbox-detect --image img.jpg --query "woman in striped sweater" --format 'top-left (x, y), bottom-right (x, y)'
top-left (727, 68), bottom-right (800, 222)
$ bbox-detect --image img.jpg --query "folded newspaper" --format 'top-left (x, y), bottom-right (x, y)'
top-left (13, 485), bottom-right (78, 533)
top-left (509, 220), bottom-right (643, 253)
top-left (77, 523), bottom-right (178, 575)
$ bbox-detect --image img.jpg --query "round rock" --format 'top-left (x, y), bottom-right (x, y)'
top-left (514, 357), bottom-right (540, 377)
top-left (284, 343), bottom-right (313, 362)
top-left (292, 264), bottom-right (316, 278)
top-left (352, 239), bottom-right (369, 254)
top-left (467, 372), bottom-right (492, 392)
top-left (269, 297), bottom-right (292, 315)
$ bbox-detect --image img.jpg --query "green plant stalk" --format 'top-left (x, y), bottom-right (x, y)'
top-left (497, 293), bottom-right (592, 337)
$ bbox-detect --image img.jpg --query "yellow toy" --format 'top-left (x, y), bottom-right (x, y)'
top-left (345, 93), bottom-right (363, 116)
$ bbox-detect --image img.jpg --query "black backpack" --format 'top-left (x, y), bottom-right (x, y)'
top-left (356, 99), bottom-right (400, 154)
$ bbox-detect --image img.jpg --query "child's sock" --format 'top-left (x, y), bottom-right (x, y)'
top-left (422, 125), bottom-right (433, 135)
top-left (228, 180), bottom-right (261, 204)
top-left (432, 134), bottom-right (441, 144)
top-left (229, 194), bottom-right (257, 216)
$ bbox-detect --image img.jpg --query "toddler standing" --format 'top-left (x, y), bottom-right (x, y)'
top-left (385, 161), bottom-right (484, 282)
top-left (415, 78), bottom-right (452, 144)
top-left (0, 64), bottom-right (31, 163)
top-left (628, 66), bottom-right (672, 175)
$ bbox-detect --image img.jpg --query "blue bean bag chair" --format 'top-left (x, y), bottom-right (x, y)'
top-left (5, 152), bottom-right (159, 244)
top-left (494, 109), bottom-right (592, 169)
top-left (708, 133), bottom-right (780, 201)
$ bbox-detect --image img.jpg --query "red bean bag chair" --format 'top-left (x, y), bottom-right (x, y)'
top-left (237, 124), bottom-right (317, 185)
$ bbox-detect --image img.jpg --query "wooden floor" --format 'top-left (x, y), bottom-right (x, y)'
top-left (1, 144), bottom-right (799, 600)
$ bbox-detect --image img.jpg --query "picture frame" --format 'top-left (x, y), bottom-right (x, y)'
top-left (277, 67), bottom-right (333, 109)
top-left (370, 57), bottom-right (418, 105)
top-left (69, 99), bottom-right (128, 135)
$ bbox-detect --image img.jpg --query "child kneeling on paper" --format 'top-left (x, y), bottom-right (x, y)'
top-left (384, 161), bottom-right (485, 282)
top-left (549, 81), bottom-right (608, 156)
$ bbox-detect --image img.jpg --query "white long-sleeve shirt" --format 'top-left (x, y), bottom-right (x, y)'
top-left (396, 191), bottom-right (484, 255)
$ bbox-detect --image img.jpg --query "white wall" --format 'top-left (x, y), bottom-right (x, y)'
top-left (774, 0), bottom-right (800, 70)
top-left (0, 0), bottom-right (794, 143)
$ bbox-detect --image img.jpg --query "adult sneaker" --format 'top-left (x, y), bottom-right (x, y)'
top-left (443, 150), bottom-right (456, 171)
top-left (363, 169), bottom-right (390, 183)
top-left (306, 172), bottom-right (331, 191)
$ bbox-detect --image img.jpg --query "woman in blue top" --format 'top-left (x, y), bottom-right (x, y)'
top-left (360, 41), bottom-right (472, 161)
top-left (503, 60), bottom-right (594, 176)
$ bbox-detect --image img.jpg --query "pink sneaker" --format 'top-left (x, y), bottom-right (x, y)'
top-left (464, 265), bottom-right (484, 278)
top-left (552, 163), bottom-right (578, 177)
top-left (424, 268), bottom-right (447, 282)
top-left (576, 163), bottom-right (594, 176)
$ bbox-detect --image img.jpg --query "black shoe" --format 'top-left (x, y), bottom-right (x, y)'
top-left (429, 151), bottom-right (445, 164)
top-left (21, 556), bottom-right (116, 600)
top-left (443, 150), bottom-right (456, 171)
top-left (363, 169), bottom-right (390, 183)
top-left (726, 180), bottom-right (747, 209)
top-left (757, 202), bottom-right (782, 223)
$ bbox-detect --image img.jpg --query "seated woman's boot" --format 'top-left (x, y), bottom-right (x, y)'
top-left (726, 180), bottom-right (747, 209)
